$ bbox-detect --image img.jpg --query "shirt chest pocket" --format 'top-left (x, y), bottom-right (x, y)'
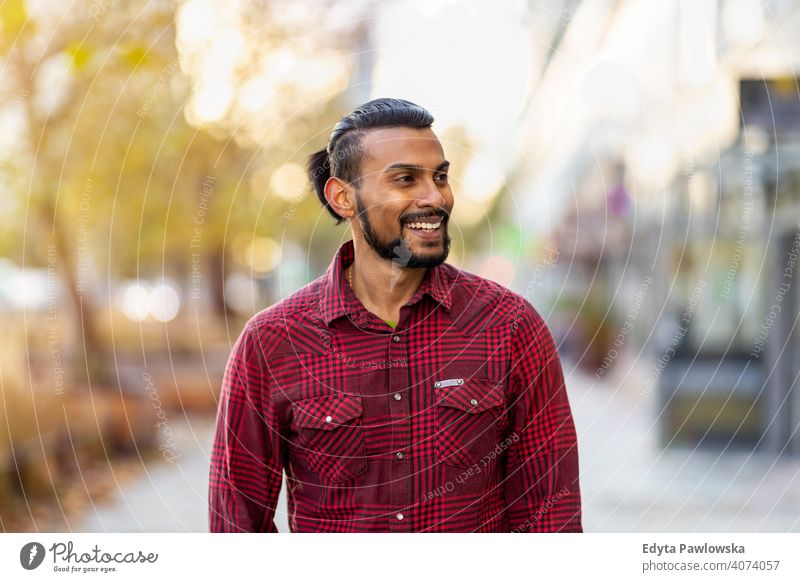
top-left (290, 394), bottom-right (367, 484)
top-left (434, 378), bottom-right (505, 469)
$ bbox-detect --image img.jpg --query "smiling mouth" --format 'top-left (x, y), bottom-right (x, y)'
top-left (404, 220), bottom-right (443, 232)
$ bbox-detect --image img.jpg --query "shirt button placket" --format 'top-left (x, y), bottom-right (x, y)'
top-left (388, 329), bottom-right (411, 531)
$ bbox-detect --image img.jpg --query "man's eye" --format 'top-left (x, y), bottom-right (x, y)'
top-left (396, 175), bottom-right (414, 183)
top-left (435, 173), bottom-right (449, 182)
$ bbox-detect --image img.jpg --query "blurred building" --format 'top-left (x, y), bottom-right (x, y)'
top-left (507, 0), bottom-right (800, 454)
top-left (656, 77), bottom-right (800, 454)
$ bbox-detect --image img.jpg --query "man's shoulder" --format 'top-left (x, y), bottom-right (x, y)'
top-left (238, 275), bottom-right (326, 354)
top-left (441, 262), bottom-right (545, 333)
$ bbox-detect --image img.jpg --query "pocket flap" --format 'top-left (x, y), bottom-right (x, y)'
top-left (292, 395), bottom-right (363, 430)
top-left (435, 379), bottom-right (504, 413)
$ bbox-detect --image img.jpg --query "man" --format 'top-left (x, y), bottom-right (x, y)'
top-left (208, 98), bottom-right (582, 532)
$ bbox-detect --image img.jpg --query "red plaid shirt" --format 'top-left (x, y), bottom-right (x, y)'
top-left (209, 240), bottom-right (582, 532)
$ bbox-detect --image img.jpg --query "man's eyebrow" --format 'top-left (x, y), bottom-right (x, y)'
top-left (383, 161), bottom-right (450, 173)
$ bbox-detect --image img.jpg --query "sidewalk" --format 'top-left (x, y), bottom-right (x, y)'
top-left (569, 365), bottom-right (800, 532)
top-left (75, 414), bottom-right (291, 533)
top-left (76, 372), bottom-right (800, 532)
top-left (75, 414), bottom-right (215, 533)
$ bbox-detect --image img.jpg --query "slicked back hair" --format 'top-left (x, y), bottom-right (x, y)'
top-left (307, 98), bottom-right (434, 224)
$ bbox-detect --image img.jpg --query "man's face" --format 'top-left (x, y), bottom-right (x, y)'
top-left (351, 126), bottom-right (453, 268)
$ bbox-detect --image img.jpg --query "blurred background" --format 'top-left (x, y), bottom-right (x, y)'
top-left (1, 0), bottom-right (799, 532)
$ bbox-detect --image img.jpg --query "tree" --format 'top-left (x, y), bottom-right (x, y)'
top-left (1, 0), bottom-right (370, 385)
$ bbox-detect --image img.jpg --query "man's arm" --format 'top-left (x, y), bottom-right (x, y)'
top-left (209, 322), bottom-right (284, 532)
top-left (502, 298), bottom-right (582, 532)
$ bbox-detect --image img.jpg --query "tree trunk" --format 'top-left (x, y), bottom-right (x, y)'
top-left (43, 201), bottom-right (110, 387)
top-left (209, 245), bottom-right (231, 320)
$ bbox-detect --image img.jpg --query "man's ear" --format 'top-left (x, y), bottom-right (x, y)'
top-left (324, 176), bottom-right (355, 220)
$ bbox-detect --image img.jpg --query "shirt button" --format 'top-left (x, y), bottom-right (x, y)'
top-left (393, 393), bottom-right (402, 401)
top-left (392, 335), bottom-right (400, 343)
top-left (396, 451), bottom-right (404, 459)
top-left (325, 415), bottom-right (333, 423)
top-left (470, 399), bottom-right (478, 406)
top-left (396, 513), bottom-right (404, 521)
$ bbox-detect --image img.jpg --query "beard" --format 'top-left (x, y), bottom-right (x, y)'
top-left (354, 190), bottom-right (450, 268)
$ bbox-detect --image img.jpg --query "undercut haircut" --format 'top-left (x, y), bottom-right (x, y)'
top-left (307, 98), bottom-right (434, 224)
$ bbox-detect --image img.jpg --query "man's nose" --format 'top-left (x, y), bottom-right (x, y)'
top-left (417, 175), bottom-right (447, 208)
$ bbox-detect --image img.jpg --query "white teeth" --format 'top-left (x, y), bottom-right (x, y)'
top-left (406, 221), bottom-right (442, 230)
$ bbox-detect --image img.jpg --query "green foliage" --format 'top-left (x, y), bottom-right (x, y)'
top-left (1, 0), bottom-right (362, 293)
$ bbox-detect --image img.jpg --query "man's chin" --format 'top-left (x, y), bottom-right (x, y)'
top-left (400, 249), bottom-right (449, 268)
top-left (361, 225), bottom-right (450, 268)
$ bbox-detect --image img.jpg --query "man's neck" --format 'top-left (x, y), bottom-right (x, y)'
top-left (347, 242), bottom-right (427, 325)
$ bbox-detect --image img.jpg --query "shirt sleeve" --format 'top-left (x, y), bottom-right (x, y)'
top-left (502, 298), bottom-right (583, 532)
top-left (208, 321), bottom-right (285, 532)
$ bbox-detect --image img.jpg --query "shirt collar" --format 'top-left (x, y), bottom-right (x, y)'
top-left (318, 239), bottom-right (453, 327)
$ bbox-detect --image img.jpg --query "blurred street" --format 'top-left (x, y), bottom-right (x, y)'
top-left (571, 367), bottom-right (800, 532)
top-left (4, 0), bottom-right (800, 537)
top-left (75, 414), bottom-right (217, 533)
top-left (74, 369), bottom-right (800, 533)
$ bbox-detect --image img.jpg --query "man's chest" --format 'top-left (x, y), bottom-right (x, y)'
top-left (268, 317), bottom-right (515, 483)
